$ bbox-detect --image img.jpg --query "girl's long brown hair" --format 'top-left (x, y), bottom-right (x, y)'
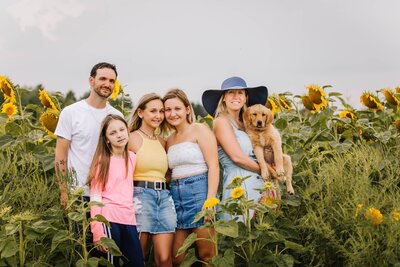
top-left (87, 114), bottom-right (131, 191)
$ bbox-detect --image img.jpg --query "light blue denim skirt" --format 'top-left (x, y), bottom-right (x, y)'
top-left (133, 187), bottom-right (177, 234)
top-left (170, 172), bottom-right (208, 229)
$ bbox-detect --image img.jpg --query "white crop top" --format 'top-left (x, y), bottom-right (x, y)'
top-left (167, 142), bottom-right (208, 179)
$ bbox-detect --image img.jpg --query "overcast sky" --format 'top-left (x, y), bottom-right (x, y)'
top-left (1, 0), bottom-right (399, 108)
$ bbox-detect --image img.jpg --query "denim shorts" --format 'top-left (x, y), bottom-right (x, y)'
top-left (170, 172), bottom-right (208, 229)
top-left (133, 187), bottom-right (177, 234)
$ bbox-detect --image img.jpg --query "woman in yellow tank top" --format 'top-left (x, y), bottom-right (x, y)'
top-left (128, 93), bottom-right (176, 267)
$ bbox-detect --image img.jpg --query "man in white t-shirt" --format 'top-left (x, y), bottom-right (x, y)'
top-left (55, 62), bottom-right (123, 209)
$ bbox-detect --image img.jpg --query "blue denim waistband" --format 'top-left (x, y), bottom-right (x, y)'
top-left (170, 172), bottom-right (207, 186)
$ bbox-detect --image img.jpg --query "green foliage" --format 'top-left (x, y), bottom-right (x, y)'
top-left (192, 102), bottom-right (207, 117)
top-left (0, 82), bottom-right (124, 266)
top-left (296, 144), bottom-right (400, 266)
top-left (1, 79), bottom-right (400, 265)
top-left (179, 176), bottom-right (302, 267)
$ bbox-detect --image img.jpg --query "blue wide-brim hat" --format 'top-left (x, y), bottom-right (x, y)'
top-left (201, 76), bottom-right (268, 116)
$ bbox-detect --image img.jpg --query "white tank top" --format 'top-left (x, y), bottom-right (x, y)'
top-left (167, 142), bottom-right (208, 179)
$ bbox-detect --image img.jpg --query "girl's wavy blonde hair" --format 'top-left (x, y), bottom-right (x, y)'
top-left (128, 92), bottom-right (168, 135)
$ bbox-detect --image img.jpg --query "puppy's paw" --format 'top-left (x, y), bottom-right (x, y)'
top-left (261, 169), bottom-right (270, 180)
top-left (286, 183), bottom-right (295, 195)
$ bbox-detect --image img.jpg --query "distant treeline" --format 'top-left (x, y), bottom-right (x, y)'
top-left (0, 84), bottom-right (207, 117)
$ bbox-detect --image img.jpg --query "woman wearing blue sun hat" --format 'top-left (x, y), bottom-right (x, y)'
top-left (202, 76), bottom-right (268, 219)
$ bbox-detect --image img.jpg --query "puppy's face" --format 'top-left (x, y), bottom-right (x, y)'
top-left (244, 104), bottom-right (274, 129)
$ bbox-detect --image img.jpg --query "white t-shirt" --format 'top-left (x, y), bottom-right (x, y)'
top-left (54, 100), bottom-right (124, 196)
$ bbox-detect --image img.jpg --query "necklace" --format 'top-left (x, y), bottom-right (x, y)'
top-left (138, 128), bottom-right (157, 140)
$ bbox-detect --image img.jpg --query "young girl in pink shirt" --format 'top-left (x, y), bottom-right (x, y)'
top-left (88, 114), bottom-right (144, 266)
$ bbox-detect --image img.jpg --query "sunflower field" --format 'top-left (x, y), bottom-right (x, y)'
top-left (1, 75), bottom-right (400, 266)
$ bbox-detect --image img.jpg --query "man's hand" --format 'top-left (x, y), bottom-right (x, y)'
top-left (60, 189), bottom-right (69, 210)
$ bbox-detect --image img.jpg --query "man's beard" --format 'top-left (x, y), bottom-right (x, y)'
top-left (93, 85), bottom-right (112, 99)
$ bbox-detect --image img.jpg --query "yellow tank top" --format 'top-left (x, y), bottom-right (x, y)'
top-left (134, 134), bottom-right (168, 182)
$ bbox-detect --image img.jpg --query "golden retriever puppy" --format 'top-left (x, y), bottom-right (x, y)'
top-left (243, 104), bottom-right (294, 194)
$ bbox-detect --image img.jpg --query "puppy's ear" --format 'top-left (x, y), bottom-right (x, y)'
top-left (265, 108), bottom-right (274, 125)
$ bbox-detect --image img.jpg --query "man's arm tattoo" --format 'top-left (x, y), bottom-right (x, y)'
top-left (56, 161), bottom-right (66, 173)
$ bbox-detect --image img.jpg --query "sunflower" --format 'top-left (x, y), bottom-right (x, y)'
top-left (266, 97), bottom-right (281, 114)
top-left (382, 88), bottom-right (400, 107)
top-left (264, 181), bottom-right (275, 190)
top-left (306, 84), bottom-right (328, 111)
top-left (336, 124), bottom-right (346, 134)
top-left (202, 197), bottom-right (220, 209)
top-left (231, 187), bottom-right (244, 199)
top-left (39, 89), bottom-right (58, 111)
top-left (396, 86), bottom-right (400, 94)
top-left (0, 76), bottom-right (16, 103)
top-left (1, 102), bottom-right (17, 119)
top-left (365, 207), bottom-right (383, 226)
top-left (339, 110), bottom-right (356, 120)
top-left (360, 92), bottom-right (383, 111)
top-left (307, 84), bottom-right (326, 105)
top-left (301, 95), bottom-right (317, 112)
top-left (279, 96), bottom-right (292, 110)
top-left (39, 110), bottom-right (59, 138)
top-left (314, 98), bottom-right (327, 112)
top-left (111, 79), bottom-right (121, 101)
top-left (260, 195), bottom-right (274, 205)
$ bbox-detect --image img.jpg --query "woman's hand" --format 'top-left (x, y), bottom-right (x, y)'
top-left (202, 207), bottom-right (214, 223)
top-left (94, 240), bottom-right (108, 253)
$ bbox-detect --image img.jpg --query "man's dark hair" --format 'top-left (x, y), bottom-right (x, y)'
top-left (90, 62), bottom-right (118, 78)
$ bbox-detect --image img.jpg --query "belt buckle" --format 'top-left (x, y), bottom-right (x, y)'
top-left (154, 181), bottom-right (162, 190)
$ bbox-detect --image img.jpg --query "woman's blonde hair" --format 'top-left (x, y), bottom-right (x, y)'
top-left (128, 93), bottom-right (167, 134)
top-left (214, 90), bottom-right (248, 121)
top-left (162, 88), bottom-right (196, 127)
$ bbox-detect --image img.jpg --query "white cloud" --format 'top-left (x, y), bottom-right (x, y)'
top-left (7, 0), bottom-right (85, 40)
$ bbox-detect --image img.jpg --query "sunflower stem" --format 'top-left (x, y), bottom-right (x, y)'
top-left (15, 85), bottom-right (25, 119)
top-left (292, 96), bottom-right (303, 123)
top-left (121, 88), bottom-right (125, 114)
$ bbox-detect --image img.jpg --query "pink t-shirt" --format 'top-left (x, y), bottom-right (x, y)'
top-left (90, 151), bottom-right (136, 242)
